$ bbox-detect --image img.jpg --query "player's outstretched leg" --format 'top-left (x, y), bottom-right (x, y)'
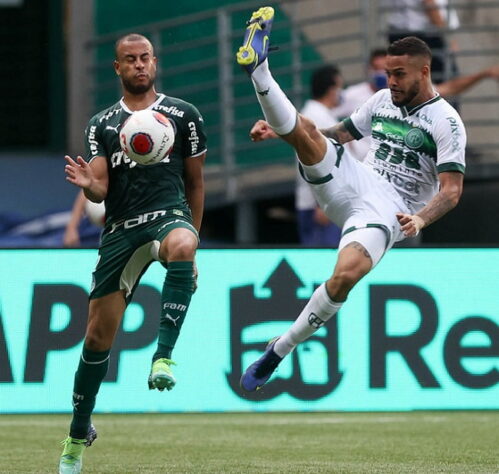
top-left (59, 424), bottom-right (97, 474)
top-left (236, 6), bottom-right (297, 137)
top-left (240, 283), bottom-right (343, 391)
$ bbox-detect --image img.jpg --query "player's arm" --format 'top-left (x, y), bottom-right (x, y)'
top-left (184, 152), bottom-right (206, 232)
top-left (64, 155), bottom-right (109, 202)
top-left (319, 121), bottom-right (355, 144)
top-left (436, 65), bottom-right (499, 97)
top-left (397, 171), bottom-right (463, 237)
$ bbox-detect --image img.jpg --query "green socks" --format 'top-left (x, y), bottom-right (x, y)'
top-left (153, 261), bottom-right (195, 361)
top-left (70, 347), bottom-right (110, 439)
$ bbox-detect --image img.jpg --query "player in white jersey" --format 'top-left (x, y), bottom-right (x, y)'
top-left (236, 7), bottom-right (465, 392)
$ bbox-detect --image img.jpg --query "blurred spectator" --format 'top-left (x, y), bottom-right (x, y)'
top-left (383, 0), bottom-right (460, 84)
top-left (296, 64), bottom-right (342, 247)
top-left (333, 49), bottom-right (388, 161)
top-left (63, 190), bottom-right (105, 247)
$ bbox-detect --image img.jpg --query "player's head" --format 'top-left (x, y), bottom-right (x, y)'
top-left (310, 64), bottom-right (343, 107)
top-left (368, 48), bottom-right (388, 91)
top-left (114, 34), bottom-right (157, 95)
top-left (385, 36), bottom-right (432, 107)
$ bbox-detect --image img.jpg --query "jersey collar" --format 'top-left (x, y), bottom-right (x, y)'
top-left (120, 93), bottom-right (165, 114)
top-left (399, 93), bottom-right (441, 118)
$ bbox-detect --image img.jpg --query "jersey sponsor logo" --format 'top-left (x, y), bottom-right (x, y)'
top-left (188, 121), bottom-right (200, 154)
top-left (417, 112), bottom-right (433, 126)
top-left (374, 167), bottom-right (421, 194)
top-left (110, 150), bottom-right (138, 169)
top-left (87, 125), bottom-right (99, 156)
top-left (109, 210), bottom-right (168, 233)
top-left (405, 128), bottom-right (425, 150)
top-left (446, 117), bottom-right (462, 153)
top-left (154, 105), bottom-right (185, 118)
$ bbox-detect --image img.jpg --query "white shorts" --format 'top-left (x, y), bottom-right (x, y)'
top-left (300, 139), bottom-right (410, 265)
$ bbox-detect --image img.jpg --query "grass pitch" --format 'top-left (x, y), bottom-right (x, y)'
top-left (0, 412), bottom-right (498, 473)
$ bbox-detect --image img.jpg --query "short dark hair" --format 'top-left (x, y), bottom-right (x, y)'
top-left (387, 36), bottom-right (432, 62)
top-left (310, 64), bottom-right (341, 99)
top-left (370, 48), bottom-right (387, 63)
top-left (114, 33), bottom-right (153, 59)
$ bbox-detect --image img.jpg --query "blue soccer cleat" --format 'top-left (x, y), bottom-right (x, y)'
top-left (240, 337), bottom-right (283, 392)
top-left (236, 6), bottom-right (275, 75)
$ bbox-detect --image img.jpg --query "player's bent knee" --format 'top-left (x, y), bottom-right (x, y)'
top-left (166, 242), bottom-right (197, 261)
top-left (159, 232), bottom-right (197, 261)
top-left (84, 332), bottom-right (112, 352)
top-left (329, 268), bottom-right (363, 293)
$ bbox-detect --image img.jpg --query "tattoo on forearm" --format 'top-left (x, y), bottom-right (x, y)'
top-left (320, 122), bottom-right (354, 144)
top-left (345, 241), bottom-right (372, 260)
top-left (418, 192), bottom-right (456, 226)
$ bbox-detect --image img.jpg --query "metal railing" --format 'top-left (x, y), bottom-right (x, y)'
top-left (85, 0), bottom-right (499, 208)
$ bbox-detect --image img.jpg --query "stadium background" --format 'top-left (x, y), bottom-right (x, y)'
top-left (0, 0), bottom-right (497, 418)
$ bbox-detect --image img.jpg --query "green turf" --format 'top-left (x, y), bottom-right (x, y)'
top-left (1, 412), bottom-right (498, 473)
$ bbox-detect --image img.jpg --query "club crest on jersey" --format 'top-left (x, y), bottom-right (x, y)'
top-left (405, 128), bottom-right (425, 150)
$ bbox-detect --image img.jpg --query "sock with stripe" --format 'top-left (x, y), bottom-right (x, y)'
top-left (69, 346), bottom-right (110, 439)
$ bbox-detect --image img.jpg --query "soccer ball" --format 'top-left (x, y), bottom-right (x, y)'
top-left (120, 109), bottom-right (175, 165)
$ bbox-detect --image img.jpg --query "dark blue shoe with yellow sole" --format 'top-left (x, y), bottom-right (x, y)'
top-left (240, 337), bottom-right (282, 392)
top-left (236, 6), bottom-right (275, 75)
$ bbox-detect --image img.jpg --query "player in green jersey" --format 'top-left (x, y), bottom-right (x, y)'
top-left (59, 33), bottom-right (206, 474)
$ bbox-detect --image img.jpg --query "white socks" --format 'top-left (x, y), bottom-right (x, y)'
top-left (251, 60), bottom-right (297, 135)
top-left (273, 283), bottom-right (343, 358)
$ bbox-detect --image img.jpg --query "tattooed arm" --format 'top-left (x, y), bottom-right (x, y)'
top-left (397, 171), bottom-right (463, 237)
top-left (319, 121), bottom-right (356, 144)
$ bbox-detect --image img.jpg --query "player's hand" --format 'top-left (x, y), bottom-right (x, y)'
top-left (250, 120), bottom-right (278, 142)
top-left (396, 213), bottom-right (425, 237)
top-left (65, 155), bottom-right (94, 189)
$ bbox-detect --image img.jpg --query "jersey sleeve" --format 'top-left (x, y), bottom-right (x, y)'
top-left (84, 115), bottom-right (106, 162)
top-left (342, 90), bottom-right (382, 140)
top-left (182, 104), bottom-right (207, 158)
top-left (434, 112), bottom-right (466, 174)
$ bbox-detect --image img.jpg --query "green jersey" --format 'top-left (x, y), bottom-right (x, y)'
top-left (84, 93), bottom-right (207, 225)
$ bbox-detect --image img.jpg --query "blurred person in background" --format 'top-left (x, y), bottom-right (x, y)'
top-left (63, 190), bottom-right (105, 247)
top-left (384, 0), bottom-right (460, 85)
top-left (59, 33), bottom-right (206, 473)
top-left (236, 6), bottom-right (465, 393)
top-left (295, 64), bottom-right (343, 247)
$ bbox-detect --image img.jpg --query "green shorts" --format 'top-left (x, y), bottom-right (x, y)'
top-left (90, 209), bottom-right (198, 301)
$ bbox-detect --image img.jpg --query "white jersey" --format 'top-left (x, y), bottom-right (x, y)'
top-left (344, 89), bottom-right (466, 213)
